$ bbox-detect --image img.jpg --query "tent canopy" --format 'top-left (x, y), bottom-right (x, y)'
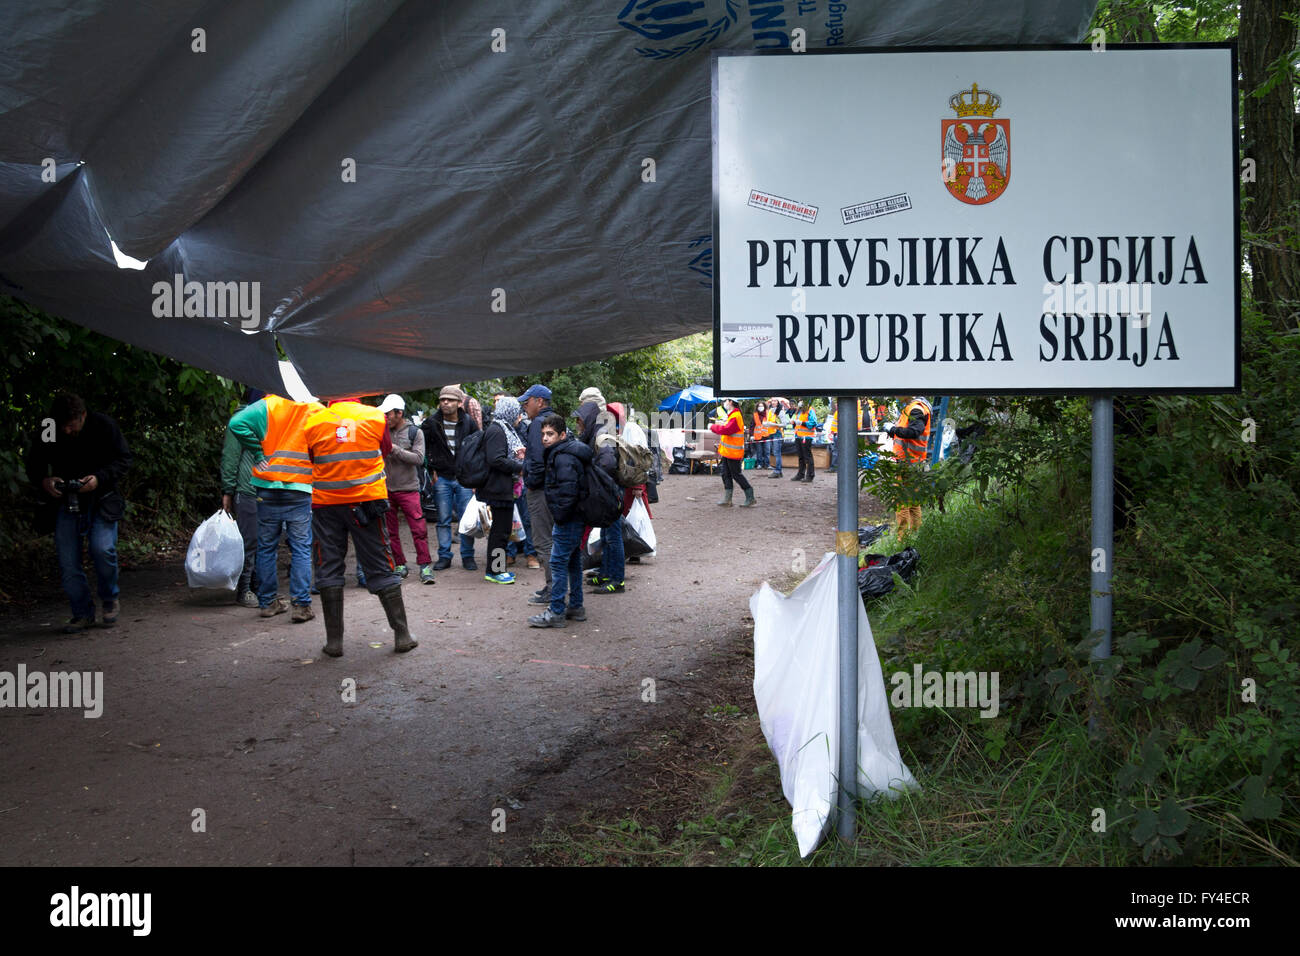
top-left (0, 1), bottom-right (1096, 399)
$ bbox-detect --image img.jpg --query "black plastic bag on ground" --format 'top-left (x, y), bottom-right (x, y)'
top-left (858, 524), bottom-right (889, 549)
top-left (857, 547), bottom-right (920, 600)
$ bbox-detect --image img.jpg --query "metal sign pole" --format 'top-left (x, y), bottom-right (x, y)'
top-left (1091, 396), bottom-right (1113, 661)
top-left (836, 395), bottom-right (860, 840)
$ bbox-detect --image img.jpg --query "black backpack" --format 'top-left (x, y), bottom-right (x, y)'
top-left (578, 459), bottom-right (623, 528)
top-left (454, 427), bottom-right (490, 490)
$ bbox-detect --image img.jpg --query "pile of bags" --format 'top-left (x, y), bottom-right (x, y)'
top-left (857, 547), bottom-right (920, 600)
top-left (585, 497), bottom-right (656, 569)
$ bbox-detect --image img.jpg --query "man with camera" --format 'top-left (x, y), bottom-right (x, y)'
top-left (305, 398), bottom-right (417, 657)
top-left (26, 392), bottom-right (132, 632)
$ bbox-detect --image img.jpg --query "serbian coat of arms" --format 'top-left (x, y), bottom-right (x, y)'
top-left (942, 83), bottom-right (1009, 205)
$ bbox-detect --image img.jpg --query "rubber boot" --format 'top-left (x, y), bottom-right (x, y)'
top-left (320, 586), bottom-right (344, 658)
top-left (739, 486), bottom-right (757, 507)
top-left (717, 487), bottom-right (733, 506)
top-left (378, 585), bottom-right (418, 652)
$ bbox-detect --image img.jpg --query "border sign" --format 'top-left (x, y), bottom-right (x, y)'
top-left (713, 45), bottom-right (1239, 396)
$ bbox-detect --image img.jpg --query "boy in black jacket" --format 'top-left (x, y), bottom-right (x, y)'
top-left (528, 413), bottom-right (591, 628)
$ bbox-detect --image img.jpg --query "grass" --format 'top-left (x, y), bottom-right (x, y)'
top-left (529, 474), bottom-right (1297, 866)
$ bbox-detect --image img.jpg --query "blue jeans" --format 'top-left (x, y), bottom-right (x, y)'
top-left (599, 519), bottom-right (625, 585)
top-left (754, 439), bottom-right (769, 469)
top-left (435, 476), bottom-right (475, 561)
top-left (255, 491), bottom-right (313, 608)
top-left (769, 436), bottom-right (784, 473)
top-left (55, 507), bottom-right (119, 619)
top-left (548, 520), bottom-right (585, 615)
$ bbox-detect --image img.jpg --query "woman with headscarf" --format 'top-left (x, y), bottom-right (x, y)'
top-left (479, 395), bottom-right (525, 584)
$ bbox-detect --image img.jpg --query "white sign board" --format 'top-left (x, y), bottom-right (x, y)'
top-left (713, 46), bottom-right (1239, 395)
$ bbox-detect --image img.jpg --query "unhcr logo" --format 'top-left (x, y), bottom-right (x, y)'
top-left (152, 273), bottom-right (261, 329)
top-left (617, 0), bottom-right (740, 59)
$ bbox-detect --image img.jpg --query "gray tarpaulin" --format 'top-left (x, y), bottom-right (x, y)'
top-left (0, 1), bottom-right (1095, 399)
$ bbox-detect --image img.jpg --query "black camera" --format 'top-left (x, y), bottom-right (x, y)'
top-left (54, 478), bottom-right (84, 513)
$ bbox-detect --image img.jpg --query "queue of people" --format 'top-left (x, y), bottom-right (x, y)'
top-left (702, 394), bottom-right (933, 536)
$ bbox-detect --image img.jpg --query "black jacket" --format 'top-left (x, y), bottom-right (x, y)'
top-left (522, 403), bottom-right (552, 490)
top-left (888, 403), bottom-right (931, 441)
top-left (478, 419), bottom-right (524, 504)
top-left (544, 436), bottom-right (592, 524)
top-left (26, 410), bottom-right (132, 517)
top-left (421, 410), bottom-right (479, 477)
top-left (575, 401), bottom-right (618, 476)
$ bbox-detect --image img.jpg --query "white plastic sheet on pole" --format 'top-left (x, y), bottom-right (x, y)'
top-left (752, 553), bottom-right (918, 856)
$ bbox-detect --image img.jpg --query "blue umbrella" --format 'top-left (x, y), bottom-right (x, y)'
top-left (658, 384), bottom-right (714, 414)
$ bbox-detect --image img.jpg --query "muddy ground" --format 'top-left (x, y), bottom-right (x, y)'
top-left (0, 469), bottom-right (879, 865)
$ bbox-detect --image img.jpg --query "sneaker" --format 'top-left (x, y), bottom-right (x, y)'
top-left (803, 475), bottom-right (815, 482)
top-left (484, 572), bottom-right (516, 585)
top-left (462, 557), bottom-right (478, 571)
top-left (235, 590), bottom-right (259, 608)
top-left (290, 603), bottom-right (315, 623)
top-left (587, 574), bottom-right (612, 587)
top-left (768, 472), bottom-right (783, 478)
top-left (260, 598), bottom-right (289, 618)
top-left (101, 600), bottom-right (119, 626)
top-left (528, 591), bottom-right (551, 605)
top-left (565, 606), bottom-right (587, 621)
top-left (506, 554), bottom-right (517, 567)
top-left (526, 556), bottom-right (540, 570)
top-left (433, 557), bottom-right (452, 571)
top-left (590, 581), bottom-right (625, 594)
top-left (62, 616), bottom-right (96, 634)
top-left (394, 564), bottom-right (409, 579)
top-left (420, 564), bottom-right (435, 585)
top-left (791, 473), bottom-right (805, 481)
top-left (528, 609), bottom-right (567, 628)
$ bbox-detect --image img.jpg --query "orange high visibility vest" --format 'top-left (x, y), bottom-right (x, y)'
top-left (892, 399), bottom-right (932, 463)
top-left (794, 410), bottom-right (815, 439)
top-left (719, 409), bottom-right (745, 459)
top-left (753, 411), bottom-right (776, 439)
top-left (252, 395), bottom-right (318, 485)
top-left (305, 402), bottom-right (388, 505)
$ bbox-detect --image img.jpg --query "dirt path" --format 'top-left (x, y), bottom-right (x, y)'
top-left (0, 470), bottom-right (874, 865)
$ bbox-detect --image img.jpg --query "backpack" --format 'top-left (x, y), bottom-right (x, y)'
top-left (578, 458), bottom-right (623, 528)
top-left (454, 426), bottom-right (490, 490)
top-left (607, 436), bottom-right (653, 487)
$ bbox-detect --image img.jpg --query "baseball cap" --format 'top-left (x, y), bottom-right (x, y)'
top-left (517, 384), bottom-right (552, 403)
top-left (378, 393), bottom-right (405, 413)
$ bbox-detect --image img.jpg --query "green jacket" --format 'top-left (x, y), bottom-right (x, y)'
top-left (227, 399), bottom-right (313, 494)
top-left (220, 403), bottom-right (256, 497)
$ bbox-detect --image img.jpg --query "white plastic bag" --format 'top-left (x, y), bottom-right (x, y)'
top-left (185, 510), bottom-right (245, 590)
top-left (751, 553), bottom-right (918, 857)
top-left (509, 504), bottom-right (525, 542)
top-left (457, 494), bottom-right (491, 539)
top-left (625, 496), bottom-right (656, 554)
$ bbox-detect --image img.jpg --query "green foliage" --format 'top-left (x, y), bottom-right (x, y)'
top-left (1, 295), bottom-right (239, 559)
top-left (407, 333), bottom-right (713, 420)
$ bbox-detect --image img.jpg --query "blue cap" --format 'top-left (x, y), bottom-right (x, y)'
top-left (517, 384), bottom-right (552, 403)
